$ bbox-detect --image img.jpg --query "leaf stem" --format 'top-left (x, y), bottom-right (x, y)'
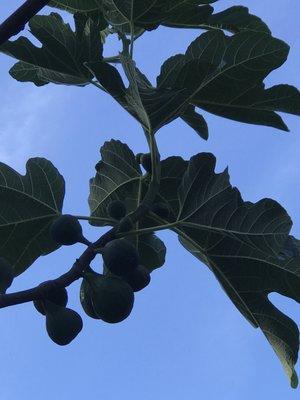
top-left (74, 215), bottom-right (112, 224)
top-left (89, 79), bottom-right (108, 93)
top-left (117, 221), bottom-right (178, 238)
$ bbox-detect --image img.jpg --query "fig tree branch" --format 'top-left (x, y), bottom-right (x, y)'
top-left (0, 0), bottom-right (51, 46)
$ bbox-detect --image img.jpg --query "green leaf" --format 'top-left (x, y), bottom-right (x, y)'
top-left (148, 153), bottom-right (291, 256)
top-left (89, 139), bottom-right (142, 225)
top-left (0, 13), bottom-right (104, 86)
top-left (157, 30), bottom-right (300, 132)
top-left (101, 1), bottom-right (271, 34)
top-left (179, 237), bottom-right (300, 388)
top-left (127, 234), bottom-right (166, 272)
top-left (102, 0), bottom-right (214, 32)
top-left (181, 106), bottom-right (208, 140)
top-left (123, 53), bottom-right (190, 133)
top-left (89, 140), bottom-right (166, 271)
top-left (160, 1), bottom-right (214, 29)
top-left (200, 6), bottom-right (271, 34)
top-left (88, 57), bottom-right (188, 133)
top-left (141, 152), bottom-right (298, 387)
top-left (0, 158), bottom-right (65, 276)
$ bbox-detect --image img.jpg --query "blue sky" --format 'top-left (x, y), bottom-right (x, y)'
top-left (0, 1), bottom-right (300, 399)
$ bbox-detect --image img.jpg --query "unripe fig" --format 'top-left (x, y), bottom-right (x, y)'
top-left (0, 257), bottom-right (13, 294)
top-left (34, 286), bottom-right (68, 315)
top-left (80, 278), bottom-right (100, 319)
top-left (152, 202), bottom-right (171, 219)
top-left (140, 153), bottom-right (152, 173)
top-left (107, 200), bottom-right (126, 220)
top-left (124, 265), bottom-right (151, 292)
top-left (50, 214), bottom-right (85, 246)
top-left (45, 303), bottom-right (83, 346)
top-left (86, 274), bottom-right (134, 323)
top-left (102, 239), bottom-right (139, 276)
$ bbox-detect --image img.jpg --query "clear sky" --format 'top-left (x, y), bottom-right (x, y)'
top-left (0, 1), bottom-right (300, 399)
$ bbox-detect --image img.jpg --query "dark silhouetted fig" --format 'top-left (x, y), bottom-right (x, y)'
top-left (34, 286), bottom-right (68, 315)
top-left (45, 303), bottom-right (83, 346)
top-left (86, 274), bottom-right (134, 323)
top-left (102, 239), bottom-right (138, 276)
top-left (152, 202), bottom-right (171, 219)
top-left (50, 214), bottom-right (85, 246)
top-left (107, 200), bottom-right (126, 220)
top-left (141, 153), bottom-right (152, 173)
top-left (124, 265), bottom-right (151, 292)
top-left (0, 257), bottom-right (13, 294)
top-left (80, 278), bottom-right (100, 319)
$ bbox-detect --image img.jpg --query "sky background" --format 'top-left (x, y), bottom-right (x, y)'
top-left (0, 1), bottom-right (300, 399)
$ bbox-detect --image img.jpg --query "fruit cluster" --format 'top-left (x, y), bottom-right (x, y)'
top-left (0, 188), bottom-right (167, 346)
top-left (28, 200), bottom-right (153, 345)
top-left (80, 239), bottom-right (151, 323)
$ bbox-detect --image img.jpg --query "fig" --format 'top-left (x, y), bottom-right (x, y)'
top-left (34, 286), bottom-right (68, 315)
top-left (124, 265), bottom-right (151, 292)
top-left (0, 257), bottom-right (13, 294)
top-left (50, 214), bottom-right (85, 246)
top-left (80, 278), bottom-right (100, 319)
top-left (86, 273), bottom-right (134, 323)
top-left (107, 200), bottom-right (126, 220)
top-left (45, 303), bottom-right (83, 346)
top-left (102, 239), bottom-right (138, 276)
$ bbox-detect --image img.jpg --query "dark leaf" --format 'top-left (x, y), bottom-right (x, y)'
top-left (157, 30), bottom-right (300, 132)
top-left (127, 234), bottom-right (166, 272)
top-left (181, 106), bottom-right (208, 140)
top-left (89, 139), bottom-right (142, 225)
top-left (88, 56), bottom-right (189, 133)
top-left (141, 151), bottom-right (298, 386)
top-left (0, 158), bottom-right (65, 276)
top-left (120, 53), bottom-right (189, 133)
top-left (202, 6), bottom-right (271, 34)
top-left (0, 13), bottom-right (104, 86)
top-left (89, 140), bottom-right (166, 271)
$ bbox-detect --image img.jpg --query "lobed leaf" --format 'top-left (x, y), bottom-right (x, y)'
top-left (89, 140), bottom-right (166, 270)
top-left (140, 151), bottom-right (299, 386)
top-left (157, 30), bottom-right (300, 133)
top-left (88, 57), bottom-right (189, 133)
top-left (0, 13), bottom-right (104, 86)
top-left (0, 158), bottom-right (65, 276)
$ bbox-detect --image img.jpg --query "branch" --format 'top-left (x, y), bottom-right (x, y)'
top-left (0, 0), bottom-right (51, 46)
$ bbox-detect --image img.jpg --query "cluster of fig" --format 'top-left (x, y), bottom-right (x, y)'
top-left (80, 239), bottom-right (151, 323)
top-left (1, 181), bottom-right (167, 345)
top-left (80, 199), bottom-right (151, 324)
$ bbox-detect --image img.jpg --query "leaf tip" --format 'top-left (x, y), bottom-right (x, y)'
top-left (291, 371), bottom-right (298, 389)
